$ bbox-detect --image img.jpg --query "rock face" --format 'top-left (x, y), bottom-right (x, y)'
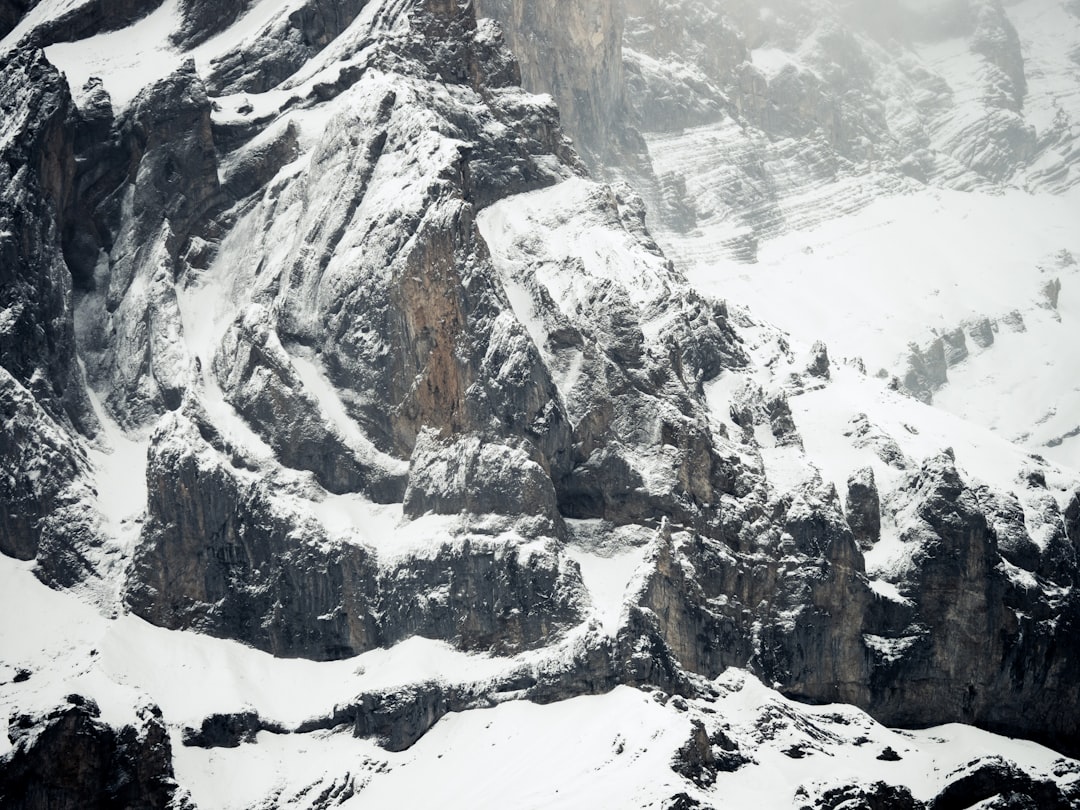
top-left (474, 0), bottom-right (630, 164)
top-left (0, 48), bottom-right (91, 433)
top-left (846, 466), bottom-right (881, 550)
top-left (0, 696), bottom-right (186, 810)
top-left (403, 430), bottom-right (562, 528)
top-left (865, 453), bottom-right (1080, 753)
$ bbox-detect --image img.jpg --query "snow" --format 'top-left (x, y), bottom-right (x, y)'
top-left (564, 544), bottom-right (648, 634)
top-left (866, 576), bottom-right (913, 606)
top-left (41, 0), bottom-right (184, 109)
top-left (175, 212), bottom-right (277, 463)
top-left (0, 553), bottom-right (516, 735)
top-left (172, 666), bottom-right (1079, 810)
top-left (24, 0), bottom-right (310, 110)
top-left (704, 670), bottom-right (1073, 806)
top-left (341, 688), bottom-right (693, 810)
top-left (83, 378), bottom-right (148, 549)
top-left (686, 180), bottom-right (1080, 510)
top-left (173, 728), bottom-right (384, 810)
top-left (478, 176), bottom-right (680, 319)
top-left (684, 186), bottom-right (1080, 383)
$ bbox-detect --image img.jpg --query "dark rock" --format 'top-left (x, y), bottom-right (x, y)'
top-left (0, 368), bottom-right (89, 560)
top-left (213, 306), bottom-right (406, 501)
top-left (182, 710), bottom-right (283, 748)
top-left (206, 0), bottom-right (369, 94)
top-left (0, 698), bottom-right (186, 810)
top-left (941, 327), bottom-right (968, 367)
top-left (0, 48), bottom-right (94, 433)
top-left (376, 536), bottom-right (585, 656)
top-left (847, 466), bottom-right (882, 549)
top-left (807, 340), bottom-right (831, 379)
top-left (974, 485), bottom-right (1041, 572)
top-left (845, 414), bottom-right (909, 469)
top-left (126, 412), bottom-right (384, 660)
top-left (77, 60), bottom-right (225, 425)
top-left (218, 121), bottom-right (300, 203)
top-left (1064, 491), bottom-right (1080, 549)
top-left (808, 781), bottom-right (922, 810)
top-left (865, 454), bottom-right (1080, 754)
top-left (19, 0), bottom-right (165, 50)
top-left (665, 794), bottom-right (707, 810)
top-left (902, 338), bottom-right (948, 403)
top-left (930, 757), bottom-right (1071, 810)
top-left (671, 720), bottom-right (719, 787)
top-left (0, 1), bottom-right (32, 40)
top-left (1042, 278), bottom-right (1062, 310)
top-left (171, 0), bottom-right (251, 49)
top-left (349, 682), bottom-right (463, 753)
top-left (877, 746), bottom-right (902, 762)
top-left (128, 413), bottom-right (585, 659)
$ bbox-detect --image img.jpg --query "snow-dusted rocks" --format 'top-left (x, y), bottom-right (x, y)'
top-left (0, 696), bottom-right (186, 810)
top-left (127, 412), bottom-right (586, 660)
top-left (868, 450), bottom-right (1080, 752)
top-left (2, 0), bottom-right (1080, 805)
top-left (0, 48), bottom-right (93, 434)
top-left (403, 430), bottom-right (562, 528)
top-left (846, 465), bottom-right (882, 549)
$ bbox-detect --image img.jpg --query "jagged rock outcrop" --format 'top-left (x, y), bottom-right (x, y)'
top-left (0, 369), bottom-right (91, 562)
top-left (0, 48), bottom-right (93, 432)
top-left (0, 696), bottom-right (187, 810)
top-left (846, 466), bottom-right (881, 550)
top-left (16, 0), bottom-right (166, 50)
top-left (214, 304), bottom-right (406, 501)
top-left (127, 412), bottom-right (384, 660)
top-left (632, 474), bottom-right (874, 708)
top-left (206, 0), bottom-right (369, 95)
top-left (866, 452), bottom-right (1080, 753)
top-left (128, 412), bottom-right (585, 659)
top-left (931, 756), bottom-right (1073, 810)
top-left (473, 0), bottom-right (631, 164)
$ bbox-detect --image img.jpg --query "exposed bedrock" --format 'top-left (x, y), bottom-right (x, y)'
top-left (17, 0), bottom-right (166, 50)
top-left (473, 0), bottom-right (631, 163)
top-left (846, 466), bottom-right (882, 550)
top-left (403, 429), bottom-right (563, 530)
top-left (0, 368), bottom-right (92, 563)
top-left (214, 304), bottom-right (406, 501)
top-left (206, 0), bottom-right (369, 94)
top-left (0, 696), bottom-right (187, 810)
top-left (631, 451), bottom-right (1080, 754)
top-left (0, 48), bottom-right (94, 433)
top-left (867, 453), bottom-right (1080, 753)
top-left (126, 414), bottom-right (586, 660)
top-left (74, 60), bottom-right (224, 426)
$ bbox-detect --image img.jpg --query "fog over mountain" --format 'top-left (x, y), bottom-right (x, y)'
top-left (1, 0), bottom-right (1079, 808)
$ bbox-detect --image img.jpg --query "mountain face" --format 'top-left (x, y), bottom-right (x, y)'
top-left (1, 0), bottom-right (1079, 808)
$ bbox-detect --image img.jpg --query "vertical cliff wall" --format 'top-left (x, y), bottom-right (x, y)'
top-left (473, 0), bottom-right (629, 163)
